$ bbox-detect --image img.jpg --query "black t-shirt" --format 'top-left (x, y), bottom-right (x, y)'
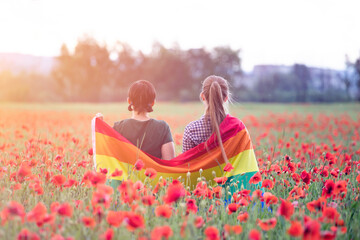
top-left (113, 118), bottom-right (173, 159)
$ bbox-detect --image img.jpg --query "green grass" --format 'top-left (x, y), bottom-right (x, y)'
top-left (1, 102), bottom-right (359, 117)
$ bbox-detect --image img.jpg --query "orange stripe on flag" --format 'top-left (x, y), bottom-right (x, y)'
top-left (95, 128), bottom-right (251, 172)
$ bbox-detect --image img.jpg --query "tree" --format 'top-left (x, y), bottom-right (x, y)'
top-left (184, 48), bottom-right (215, 100)
top-left (52, 38), bottom-right (114, 101)
top-left (145, 43), bottom-right (192, 100)
top-left (211, 46), bottom-right (242, 87)
top-left (292, 64), bottom-right (311, 102)
top-left (339, 55), bottom-right (352, 101)
top-left (355, 56), bottom-right (360, 101)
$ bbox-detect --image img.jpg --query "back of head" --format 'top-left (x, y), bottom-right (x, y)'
top-left (128, 80), bottom-right (156, 113)
top-left (201, 75), bottom-right (230, 131)
top-left (202, 75), bottom-right (230, 163)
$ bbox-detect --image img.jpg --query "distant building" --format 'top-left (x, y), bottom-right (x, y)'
top-left (237, 64), bottom-right (347, 91)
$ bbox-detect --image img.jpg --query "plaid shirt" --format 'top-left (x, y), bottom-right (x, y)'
top-left (182, 115), bottom-right (213, 152)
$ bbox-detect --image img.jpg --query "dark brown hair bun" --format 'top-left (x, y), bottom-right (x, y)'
top-left (128, 80), bottom-right (156, 113)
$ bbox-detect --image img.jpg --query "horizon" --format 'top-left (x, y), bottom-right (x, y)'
top-left (0, 0), bottom-right (360, 71)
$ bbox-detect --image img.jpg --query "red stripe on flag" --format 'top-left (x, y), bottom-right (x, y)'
top-left (95, 114), bottom-right (246, 161)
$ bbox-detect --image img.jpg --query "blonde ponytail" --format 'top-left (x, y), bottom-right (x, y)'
top-left (202, 76), bottom-right (230, 164)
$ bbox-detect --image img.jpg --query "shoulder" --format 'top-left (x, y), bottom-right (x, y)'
top-left (222, 114), bottom-right (246, 131)
top-left (184, 117), bottom-right (206, 132)
top-left (113, 120), bottom-right (122, 128)
top-left (151, 119), bottom-right (168, 126)
top-left (113, 119), bottom-right (130, 130)
top-left (150, 119), bottom-right (171, 130)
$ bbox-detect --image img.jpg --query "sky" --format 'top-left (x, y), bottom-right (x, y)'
top-left (0, 0), bottom-right (359, 71)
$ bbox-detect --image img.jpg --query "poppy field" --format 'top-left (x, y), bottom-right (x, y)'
top-left (0, 102), bottom-right (359, 240)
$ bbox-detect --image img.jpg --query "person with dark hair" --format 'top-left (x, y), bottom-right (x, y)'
top-left (182, 75), bottom-right (230, 161)
top-left (113, 80), bottom-right (175, 160)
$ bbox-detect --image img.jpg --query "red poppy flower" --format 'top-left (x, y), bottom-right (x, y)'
top-left (29, 182), bottom-right (43, 195)
top-left (252, 189), bottom-right (263, 200)
top-left (63, 178), bottom-right (78, 188)
top-left (320, 169), bottom-right (329, 177)
top-left (126, 212), bottom-right (145, 230)
top-left (288, 162), bottom-right (296, 173)
top-left (238, 198), bottom-right (249, 207)
top-left (288, 186), bottom-right (305, 200)
top-left (88, 148), bottom-right (93, 155)
top-left (91, 184), bottom-right (113, 209)
top-left (99, 168), bottom-right (108, 174)
top-left (291, 173), bottom-right (301, 184)
top-left (214, 176), bottom-right (228, 184)
top-left (106, 211), bottom-right (125, 227)
top-left (17, 163), bottom-right (32, 181)
top-left (204, 226), bottom-right (220, 240)
top-left (320, 231), bottom-right (336, 240)
top-left (330, 169), bottom-right (339, 178)
top-left (134, 159), bottom-right (145, 171)
top-left (111, 168), bottom-right (123, 177)
top-left (27, 202), bottom-right (47, 223)
top-left (17, 228), bottom-right (40, 240)
top-left (186, 198), bottom-right (198, 214)
top-left (100, 228), bottom-right (114, 240)
top-left (1, 201), bottom-right (26, 223)
top-left (301, 170), bottom-right (311, 184)
top-left (142, 195), bottom-right (155, 206)
top-left (164, 181), bottom-right (185, 204)
top-left (249, 172), bottom-right (262, 184)
top-left (334, 180), bottom-right (347, 195)
top-left (306, 197), bottom-right (325, 213)
top-left (57, 203), bottom-right (73, 217)
top-left (134, 180), bottom-right (144, 190)
top-left (237, 211), bottom-right (249, 222)
top-left (263, 192), bottom-right (278, 206)
top-left (322, 207), bottom-right (340, 223)
top-left (151, 225), bottom-right (173, 240)
top-left (155, 205), bottom-right (172, 218)
top-left (287, 221), bottom-right (303, 237)
top-left (322, 179), bottom-right (335, 198)
top-left (82, 170), bottom-right (106, 186)
top-left (248, 229), bottom-right (261, 240)
top-left (303, 220), bottom-right (320, 240)
top-left (213, 186), bottom-right (222, 199)
top-left (223, 163), bottom-right (234, 172)
top-left (261, 179), bottom-right (274, 190)
top-left (144, 168), bottom-right (157, 179)
top-left (82, 216), bottom-right (96, 228)
top-left (224, 224), bottom-right (242, 235)
top-left (51, 174), bottom-right (66, 187)
top-left (356, 174), bottom-right (360, 184)
top-left (257, 217), bottom-right (277, 231)
top-left (277, 198), bottom-right (294, 220)
top-left (228, 203), bottom-right (238, 214)
top-left (194, 216), bottom-right (204, 228)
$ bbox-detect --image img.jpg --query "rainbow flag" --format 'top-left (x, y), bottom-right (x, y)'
top-left (92, 115), bottom-right (259, 193)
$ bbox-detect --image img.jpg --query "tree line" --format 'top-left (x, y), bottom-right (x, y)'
top-left (0, 37), bottom-right (359, 102)
top-left (51, 38), bottom-right (241, 102)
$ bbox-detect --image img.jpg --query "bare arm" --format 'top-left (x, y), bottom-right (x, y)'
top-left (161, 142), bottom-right (175, 160)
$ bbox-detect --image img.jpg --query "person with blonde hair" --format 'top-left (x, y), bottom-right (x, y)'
top-left (182, 75), bottom-right (230, 161)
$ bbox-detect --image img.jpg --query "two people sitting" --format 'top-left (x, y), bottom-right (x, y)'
top-left (113, 75), bottom-right (231, 159)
